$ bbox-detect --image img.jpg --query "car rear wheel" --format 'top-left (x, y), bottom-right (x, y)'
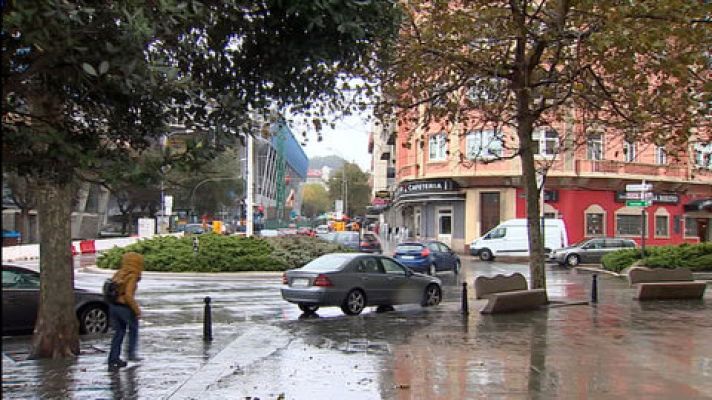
top-left (453, 260), bottom-right (461, 275)
top-left (298, 303), bottom-right (320, 314)
top-left (341, 289), bottom-right (366, 315)
top-left (428, 263), bottom-right (437, 276)
top-left (565, 254), bottom-right (580, 267)
top-left (79, 305), bottom-right (109, 334)
top-left (479, 248), bottom-right (494, 261)
top-left (421, 284), bottom-right (442, 307)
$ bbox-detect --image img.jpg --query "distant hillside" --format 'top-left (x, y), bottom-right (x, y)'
top-left (309, 155), bottom-right (345, 170)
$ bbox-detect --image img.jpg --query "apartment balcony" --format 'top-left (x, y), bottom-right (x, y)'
top-left (574, 159), bottom-right (691, 181)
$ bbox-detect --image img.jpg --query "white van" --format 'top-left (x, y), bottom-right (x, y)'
top-left (469, 218), bottom-right (568, 261)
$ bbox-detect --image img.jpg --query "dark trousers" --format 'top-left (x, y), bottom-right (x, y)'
top-left (108, 304), bottom-right (138, 363)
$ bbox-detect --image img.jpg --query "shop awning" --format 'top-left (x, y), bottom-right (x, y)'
top-left (684, 198), bottom-right (712, 212)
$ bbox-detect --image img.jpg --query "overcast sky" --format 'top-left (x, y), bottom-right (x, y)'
top-left (297, 113), bottom-right (373, 171)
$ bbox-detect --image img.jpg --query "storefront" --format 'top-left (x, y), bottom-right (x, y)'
top-left (514, 189), bottom-right (711, 245)
top-left (391, 179), bottom-right (466, 249)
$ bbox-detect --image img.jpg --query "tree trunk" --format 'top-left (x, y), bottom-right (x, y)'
top-left (512, 3), bottom-right (546, 290)
top-left (30, 180), bottom-right (80, 359)
top-left (519, 129), bottom-right (547, 290)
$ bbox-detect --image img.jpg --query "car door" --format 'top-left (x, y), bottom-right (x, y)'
top-left (352, 256), bottom-right (387, 304)
top-left (379, 258), bottom-right (415, 304)
top-left (2, 267), bottom-right (40, 332)
top-left (581, 239), bottom-right (605, 263)
top-left (436, 242), bottom-right (456, 269)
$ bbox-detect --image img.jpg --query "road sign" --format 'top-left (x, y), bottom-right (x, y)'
top-left (626, 200), bottom-right (651, 207)
top-left (626, 183), bottom-right (652, 192)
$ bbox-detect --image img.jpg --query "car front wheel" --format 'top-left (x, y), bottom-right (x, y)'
top-left (341, 289), bottom-right (366, 315)
top-left (479, 249), bottom-right (494, 261)
top-left (565, 254), bottom-right (580, 267)
top-left (421, 284), bottom-right (442, 307)
top-left (79, 305), bottom-right (109, 334)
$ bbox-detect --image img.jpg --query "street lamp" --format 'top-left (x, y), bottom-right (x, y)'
top-left (188, 176), bottom-right (239, 222)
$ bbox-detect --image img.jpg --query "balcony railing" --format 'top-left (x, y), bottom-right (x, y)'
top-left (575, 160), bottom-right (689, 179)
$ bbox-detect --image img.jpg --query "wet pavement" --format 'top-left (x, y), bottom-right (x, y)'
top-left (3, 254), bottom-right (711, 399)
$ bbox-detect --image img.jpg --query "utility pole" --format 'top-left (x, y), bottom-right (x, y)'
top-left (246, 133), bottom-right (254, 237)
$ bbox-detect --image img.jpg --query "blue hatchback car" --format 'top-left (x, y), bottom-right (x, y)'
top-left (393, 241), bottom-right (461, 276)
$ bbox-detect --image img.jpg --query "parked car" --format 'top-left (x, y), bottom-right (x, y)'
top-left (393, 241), bottom-right (461, 276)
top-left (550, 237), bottom-right (637, 266)
top-left (330, 231), bottom-right (361, 250)
top-left (315, 225), bottom-right (329, 235)
top-left (359, 232), bottom-right (383, 254)
top-left (281, 253), bottom-right (442, 315)
top-left (470, 218), bottom-right (569, 261)
top-left (177, 223), bottom-right (208, 235)
top-left (98, 224), bottom-right (130, 238)
top-left (2, 265), bottom-right (110, 335)
top-left (259, 229), bottom-right (280, 238)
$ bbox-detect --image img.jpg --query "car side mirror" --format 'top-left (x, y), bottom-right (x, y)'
top-left (405, 269), bottom-right (414, 277)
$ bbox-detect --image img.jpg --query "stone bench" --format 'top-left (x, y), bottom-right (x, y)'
top-left (475, 273), bottom-right (549, 314)
top-left (627, 267), bottom-right (707, 300)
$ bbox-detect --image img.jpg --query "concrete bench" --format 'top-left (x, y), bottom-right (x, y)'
top-left (475, 273), bottom-right (549, 314)
top-left (628, 267), bottom-right (707, 300)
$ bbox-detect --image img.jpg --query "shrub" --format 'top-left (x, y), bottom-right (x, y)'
top-left (96, 234), bottom-right (352, 272)
top-left (601, 242), bottom-right (712, 272)
top-left (601, 249), bottom-right (641, 272)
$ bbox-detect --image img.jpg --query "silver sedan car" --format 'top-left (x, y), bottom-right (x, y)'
top-left (281, 253), bottom-right (442, 315)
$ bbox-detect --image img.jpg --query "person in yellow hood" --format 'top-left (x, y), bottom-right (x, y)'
top-left (108, 252), bottom-right (143, 370)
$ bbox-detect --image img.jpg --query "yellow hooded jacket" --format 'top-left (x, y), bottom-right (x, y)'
top-left (112, 252), bottom-right (144, 318)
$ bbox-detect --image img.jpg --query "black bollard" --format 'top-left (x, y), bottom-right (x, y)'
top-left (591, 274), bottom-right (598, 303)
top-left (203, 296), bottom-right (213, 342)
top-left (461, 282), bottom-right (469, 314)
top-left (193, 237), bottom-right (200, 255)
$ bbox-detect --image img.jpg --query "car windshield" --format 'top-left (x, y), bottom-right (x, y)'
top-left (301, 254), bottom-right (353, 272)
top-left (396, 244), bottom-right (423, 252)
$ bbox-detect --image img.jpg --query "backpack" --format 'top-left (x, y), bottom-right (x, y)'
top-left (103, 278), bottom-right (120, 304)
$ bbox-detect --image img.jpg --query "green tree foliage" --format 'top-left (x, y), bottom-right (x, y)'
top-left (301, 183), bottom-right (331, 218)
top-left (328, 162), bottom-right (371, 217)
top-left (381, 0), bottom-right (710, 289)
top-left (1, 0), bottom-right (399, 358)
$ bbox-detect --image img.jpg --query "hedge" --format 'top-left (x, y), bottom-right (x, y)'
top-left (96, 234), bottom-right (353, 272)
top-left (601, 242), bottom-right (712, 273)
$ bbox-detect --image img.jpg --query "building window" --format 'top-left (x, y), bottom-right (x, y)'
top-left (533, 128), bottom-right (559, 157)
top-left (584, 204), bottom-right (606, 236)
top-left (655, 215), bottom-right (669, 237)
top-left (587, 133), bottom-right (604, 160)
top-left (617, 214), bottom-right (642, 236)
top-left (586, 213), bottom-right (605, 236)
top-left (685, 217), bottom-right (698, 237)
top-left (624, 140), bottom-right (636, 163)
top-left (655, 146), bottom-right (667, 165)
top-left (466, 129), bottom-right (502, 160)
top-left (693, 143), bottom-right (712, 169)
top-left (429, 133), bottom-right (447, 161)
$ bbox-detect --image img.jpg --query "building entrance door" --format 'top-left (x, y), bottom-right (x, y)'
top-left (480, 192), bottom-right (501, 235)
top-left (436, 207), bottom-right (452, 246)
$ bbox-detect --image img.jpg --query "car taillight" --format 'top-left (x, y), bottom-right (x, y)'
top-left (282, 273), bottom-right (288, 285)
top-left (313, 274), bottom-right (333, 287)
top-left (360, 241), bottom-right (369, 247)
top-left (420, 248), bottom-right (430, 257)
